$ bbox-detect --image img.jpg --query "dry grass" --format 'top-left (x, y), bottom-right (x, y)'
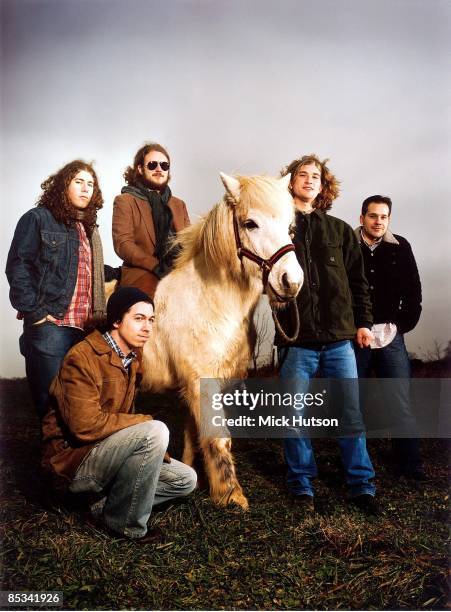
top-left (0, 379), bottom-right (449, 610)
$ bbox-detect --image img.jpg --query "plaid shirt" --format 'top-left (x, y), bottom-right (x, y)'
top-left (103, 331), bottom-right (137, 370)
top-left (56, 222), bottom-right (92, 330)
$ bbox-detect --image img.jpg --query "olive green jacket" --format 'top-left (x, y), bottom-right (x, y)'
top-left (275, 210), bottom-right (373, 346)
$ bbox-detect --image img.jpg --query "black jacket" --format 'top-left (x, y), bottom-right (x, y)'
top-left (356, 228), bottom-right (422, 334)
top-left (275, 210), bottom-right (373, 346)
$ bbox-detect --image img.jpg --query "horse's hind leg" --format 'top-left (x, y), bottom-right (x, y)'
top-left (200, 436), bottom-right (249, 510)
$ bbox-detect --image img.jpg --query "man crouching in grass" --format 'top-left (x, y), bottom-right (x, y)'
top-left (41, 287), bottom-right (197, 544)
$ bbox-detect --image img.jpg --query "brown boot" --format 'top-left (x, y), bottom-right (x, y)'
top-left (83, 513), bottom-right (164, 545)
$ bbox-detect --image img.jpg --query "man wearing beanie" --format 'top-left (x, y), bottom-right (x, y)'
top-left (41, 287), bottom-right (197, 543)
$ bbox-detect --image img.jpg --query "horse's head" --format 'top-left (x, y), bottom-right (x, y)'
top-left (220, 173), bottom-right (303, 303)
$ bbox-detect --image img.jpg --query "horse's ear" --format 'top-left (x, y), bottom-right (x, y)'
top-left (220, 172), bottom-right (240, 203)
top-left (279, 173), bottom-right (291, 190)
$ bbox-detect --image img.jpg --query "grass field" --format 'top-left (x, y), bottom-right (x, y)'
top-left (0, 378), bottom-right (449, 611)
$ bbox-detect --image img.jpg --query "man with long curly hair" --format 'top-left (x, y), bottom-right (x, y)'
top-left (6, 160), bottom-right (106, 419)
top-left (112, 142), bottom-right (190, 298)
top-left (275, 154), bottom-right (378, 514)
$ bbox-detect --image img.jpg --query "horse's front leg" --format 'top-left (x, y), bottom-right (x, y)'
top-left (184, 379), bottom-right (249, 510)
top-left (182, 412), bottom-right (198, 467)
top-left (200, 436), bottom-right (249, 510)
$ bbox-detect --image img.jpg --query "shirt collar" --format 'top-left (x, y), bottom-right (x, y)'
top-left (360, 228), bottom-right (383, 251)
top-left (103, 331), bottom-right (137, 369)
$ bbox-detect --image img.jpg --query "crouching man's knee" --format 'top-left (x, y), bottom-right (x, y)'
top-left (172, 462), bottom-right (197, 498)
top-left (180, 463), bottom-right (197, 496)
top-left (141, 419), bottom-right (170, 450)
top-left (155, 459), bottom-right (198, 505)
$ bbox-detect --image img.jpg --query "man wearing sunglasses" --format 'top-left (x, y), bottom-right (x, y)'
top-left (112, 142), bottom-right (190, 297)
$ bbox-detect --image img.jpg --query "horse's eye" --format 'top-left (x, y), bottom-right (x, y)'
top-left (243, 219), bottom-right (258, 230)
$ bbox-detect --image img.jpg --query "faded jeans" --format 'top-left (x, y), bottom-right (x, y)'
top-left (70, 420), bottom-right (197, 538)
top-left (280, 340), bottom-right (376, 498)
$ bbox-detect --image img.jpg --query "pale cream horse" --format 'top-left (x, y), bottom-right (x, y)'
top-left (140, 173), bottom-right (303, 509)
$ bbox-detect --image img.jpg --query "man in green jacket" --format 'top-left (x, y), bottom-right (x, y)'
top-left (276, 154), bottom-right (377, 514)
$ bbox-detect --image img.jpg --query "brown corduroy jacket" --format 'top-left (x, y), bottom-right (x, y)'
top-left (41, 330), bottom-right (152, 480)
top-left (112, 192), bottom-right (190, 295)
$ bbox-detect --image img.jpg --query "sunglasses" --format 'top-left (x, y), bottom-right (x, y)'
top-left (146, 161), bottom-right (170, 171)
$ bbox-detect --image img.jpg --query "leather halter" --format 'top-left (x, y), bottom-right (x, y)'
top-left (232, 208), bottom-right (295, 287)
top-left (232, 206), bottom-right (301, 343)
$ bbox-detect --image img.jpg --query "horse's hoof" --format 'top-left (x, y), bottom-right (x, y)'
top-left (211, 488), bottom-right (249, 510)
top-left (229, 491), bottom-right (249, 510)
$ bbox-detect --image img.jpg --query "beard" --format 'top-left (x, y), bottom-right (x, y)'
top-left (139, 175), bottom-right (169, 192)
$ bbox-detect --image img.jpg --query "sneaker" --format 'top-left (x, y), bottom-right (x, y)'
top-left (349, 494), bottom-right (380, 516)
top-left (290, 493), bottom-right (315, 512)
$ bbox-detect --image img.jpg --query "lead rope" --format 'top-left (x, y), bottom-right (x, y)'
top-left (271, 297), bottom-right (300, 343)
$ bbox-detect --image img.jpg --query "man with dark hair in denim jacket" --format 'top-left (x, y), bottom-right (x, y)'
top-left (5, 160), bottom-right (106, 419)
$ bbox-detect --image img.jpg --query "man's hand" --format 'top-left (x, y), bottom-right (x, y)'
top-left (32, 314), bottom-right (58, 326)
top-left (163, 452), bottom-right (171, 463)
top-left (355, 327), bottom-right (374, 348)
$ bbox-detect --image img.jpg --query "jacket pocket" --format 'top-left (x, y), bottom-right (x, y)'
top-left (323, 242), bottom-right (343, 268)
top-left (318, 243), bottom-right (354, 332)
top-left (41, 231), bottom-right (69, 273)
top-left (41, 230), bottom-right (68, 247)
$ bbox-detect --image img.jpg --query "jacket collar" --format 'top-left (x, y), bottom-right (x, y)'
top-left (295, 207), bottom-right (323, 217)
top-left (354, 226), bottom-right (399, 245)
top-left (84, 329), bottom-right (135, 372)
top-left (85, 329), bottom-right (113, 355)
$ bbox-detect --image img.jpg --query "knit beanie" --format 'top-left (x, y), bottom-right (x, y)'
top-left (107, 287), bottom-right (153, 328)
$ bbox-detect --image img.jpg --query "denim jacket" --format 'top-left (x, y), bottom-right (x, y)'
top-left (6, 207), bottom-right (81, 325)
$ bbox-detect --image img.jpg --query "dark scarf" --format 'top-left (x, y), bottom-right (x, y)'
top-left (121, 182), bottom-right (179, 279)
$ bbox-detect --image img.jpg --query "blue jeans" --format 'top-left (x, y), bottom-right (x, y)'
top-left (70, 421), bottom-right (197, 539)
top-left (280, 340), bottom-right (376, 497)
top-left (354, 332), bottom-right (421, 475)
top-left (20, 321), bottom-right (84, 419)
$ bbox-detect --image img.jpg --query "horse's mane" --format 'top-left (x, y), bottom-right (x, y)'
top-left (173, 175), bottom-right (288, 274)
top-left (174, 200), bottom-right (234, 273)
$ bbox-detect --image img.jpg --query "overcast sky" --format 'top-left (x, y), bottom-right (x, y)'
top-left (1, 0), bottom-right (450, 377)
